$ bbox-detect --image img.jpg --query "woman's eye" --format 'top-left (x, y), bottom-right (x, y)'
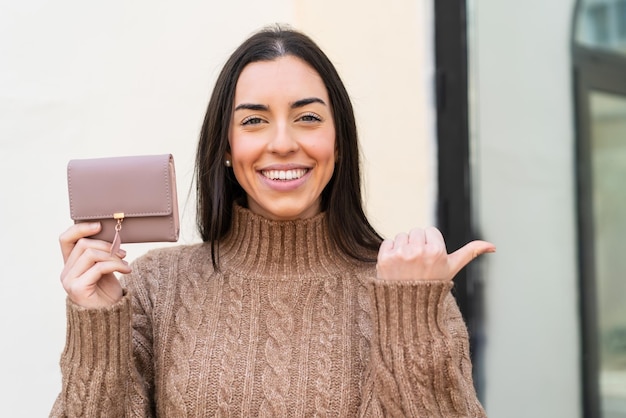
top-left (299, 112), bottom-right (322, 123)
top-left (242, 116), bottom-right (265, 125)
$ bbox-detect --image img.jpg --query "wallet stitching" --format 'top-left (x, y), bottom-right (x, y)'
top-left (68, 155), bottom-right (174, 220)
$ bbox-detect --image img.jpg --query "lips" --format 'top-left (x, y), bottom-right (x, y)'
top-left (260, 168), bottom-right (309, 181)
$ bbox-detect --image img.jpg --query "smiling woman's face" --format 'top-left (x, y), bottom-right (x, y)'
top-left (227, 55), bottom-right (336, 221)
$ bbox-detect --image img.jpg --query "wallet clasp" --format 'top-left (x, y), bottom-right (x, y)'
top-left (111, 212), bottom-right (125, 256)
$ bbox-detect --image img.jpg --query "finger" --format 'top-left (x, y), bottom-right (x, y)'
top-left (393, 232), bottom-right (409, 249)
top-left (448, 240), bottom-right (496, 278)
top-left (424, 227), bottom-right (445, 248)
top-left (408, 228), bottom-right (426, 245)
top-left (59, 222), bottom-right (102, 262)
top-left (65, 261), bottom-right (130, 300)
top-left (64, 237), bottom-right (125, 276)
top-left (378, 238), bottom-right (394, 259)
top-left (62, 247), bottom-right (128, 288)
top-left (64, 259), bottom-right (131, 297)
top-left (423, 227), bottom-right (447, 260)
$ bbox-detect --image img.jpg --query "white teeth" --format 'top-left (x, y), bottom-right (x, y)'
top-left (262, 168), bottom-right (307, 180)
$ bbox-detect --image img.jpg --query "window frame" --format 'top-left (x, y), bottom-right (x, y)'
top-left (434, 0), bottom-right (487, 395)
top-left (573, 29), bottom-right (626, 418)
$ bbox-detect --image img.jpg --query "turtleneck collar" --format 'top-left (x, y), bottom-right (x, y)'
top-left (218, 204), bottom-right (355, 278)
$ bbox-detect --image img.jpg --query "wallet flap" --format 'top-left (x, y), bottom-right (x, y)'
top-left (68, 154), bottom-right (175, 221)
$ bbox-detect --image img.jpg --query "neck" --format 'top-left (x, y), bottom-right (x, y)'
top-left (218, 205), bottom-right (351, 278)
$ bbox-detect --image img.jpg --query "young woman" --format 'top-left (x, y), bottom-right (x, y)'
top-left (52, 26), bottom-right (494, 417)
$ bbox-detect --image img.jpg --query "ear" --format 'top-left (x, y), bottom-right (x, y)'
top-left (225, 151), bottom-right (232, 161)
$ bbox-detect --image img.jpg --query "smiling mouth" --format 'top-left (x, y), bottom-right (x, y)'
top-left (261, 168), bottom-right (309, 181)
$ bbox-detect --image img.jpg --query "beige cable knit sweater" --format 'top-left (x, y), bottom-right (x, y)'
top-left (51, 205), bottom-right (486, 417)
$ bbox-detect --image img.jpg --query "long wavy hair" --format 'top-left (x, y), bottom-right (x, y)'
top-left (195, 25), bottom-right (383, 268)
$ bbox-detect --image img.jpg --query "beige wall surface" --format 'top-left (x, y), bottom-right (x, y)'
top-left (295, 0), bottom-right (437, 236)
top-left (0, 1), bottom-right (435, 415)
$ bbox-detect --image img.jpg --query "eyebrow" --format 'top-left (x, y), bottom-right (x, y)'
top-left (291, 97), bottom-right (327, 108)
top-left (234, 97), bottom-right (327, 112)
top-left (234, 103), bottom-right (268, 112)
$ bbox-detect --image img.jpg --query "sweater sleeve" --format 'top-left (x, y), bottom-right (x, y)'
top-left (49, 290), bottom-right (155, 418)
top-left (359, 279), bottom-right (486, 418)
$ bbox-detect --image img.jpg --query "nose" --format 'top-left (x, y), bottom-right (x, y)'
top-left (267, 123), bottom-right (299, 155)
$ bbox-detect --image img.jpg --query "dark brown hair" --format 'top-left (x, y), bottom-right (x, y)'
top-left (195, 25), bottom-right (382, 267)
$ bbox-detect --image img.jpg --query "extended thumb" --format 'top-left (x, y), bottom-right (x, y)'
top-left (448, 240), bottom-right (496, 278)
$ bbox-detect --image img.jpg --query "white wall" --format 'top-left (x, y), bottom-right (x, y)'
top-left (0, 1), bottom-right (435, 415)
top-left (0, 1), bottom-right (293, 415)
top-left (294, 0), bottom-right (437, 235)
top-left (470, 0), bottom-right (582, 416)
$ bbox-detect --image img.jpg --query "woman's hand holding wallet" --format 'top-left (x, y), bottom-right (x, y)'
top-left (59, 222), bottom-right (130, 309)
top-left (59, 154), bottom-right (180, 309)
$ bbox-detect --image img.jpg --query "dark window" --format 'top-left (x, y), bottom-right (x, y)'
top-left (574, 1), bottom-right (626, 416)
top-left (589, 4), bottom-right (610, 44)
top-left (617, 0), bottom-right (626, 39)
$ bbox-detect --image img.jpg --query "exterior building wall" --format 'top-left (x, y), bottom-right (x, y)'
top-left (294, 0), bottom-right (437, 237)
top-left (1, 0), bottom-right (584, 416)
top-left (469, 0), bottom-right (582, 416)
top-left (0, 1), bottom-right (435, 415)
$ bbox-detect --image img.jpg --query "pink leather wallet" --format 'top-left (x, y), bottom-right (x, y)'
top-left (67, 154), bottom-right (180, 251)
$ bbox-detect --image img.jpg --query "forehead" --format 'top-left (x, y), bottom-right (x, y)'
top-left (234, 56), bottom-right (329, 102)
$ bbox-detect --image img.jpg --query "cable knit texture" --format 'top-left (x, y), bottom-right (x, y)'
top-left (50, 205), bottom-right (486, 417)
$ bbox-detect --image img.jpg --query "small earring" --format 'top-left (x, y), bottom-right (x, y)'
top-left (224, 159), bottom-right (232, 167)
